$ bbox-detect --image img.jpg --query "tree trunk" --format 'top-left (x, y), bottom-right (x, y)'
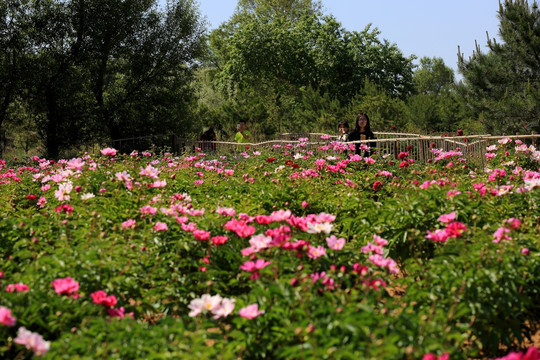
top-left (45, 86), bottom-right (60, 159)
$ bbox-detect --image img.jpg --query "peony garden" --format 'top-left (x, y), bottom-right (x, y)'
top-left (0, 137), bottom-right (539, 359)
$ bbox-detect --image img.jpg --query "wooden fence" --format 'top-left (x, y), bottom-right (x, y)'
top-left (110, 132), bottom-right (538, 165)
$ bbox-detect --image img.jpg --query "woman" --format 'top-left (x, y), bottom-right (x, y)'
top-left (337, 121), bottom-right (350, 142)
top-left (347, 113), bottom-right (376, 156)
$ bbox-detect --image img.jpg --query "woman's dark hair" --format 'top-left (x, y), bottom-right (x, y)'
top-left (354, 113), bottom-right (372, 133)
top-left (338, 121), bottom-right (349, 130)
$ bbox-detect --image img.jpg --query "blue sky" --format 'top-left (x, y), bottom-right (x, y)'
top-left (191, 0), bottom-right (501, 77)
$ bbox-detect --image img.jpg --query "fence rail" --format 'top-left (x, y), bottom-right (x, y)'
top-left (110, 132), bottom-right (538, 165)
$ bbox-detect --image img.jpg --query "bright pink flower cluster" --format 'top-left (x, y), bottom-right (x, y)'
top-left (492, 347), bottom-right (540, 360)
top-left (51, 277), bottom-right (80, 298)
top-left (6, 283), bottom-right (29, 292)
top-left (0, 306), bottom-right (16, 326)
top-left (425, 213), bottom-right (468, 243)
top-left (91, 290), bottom-right (118, 308)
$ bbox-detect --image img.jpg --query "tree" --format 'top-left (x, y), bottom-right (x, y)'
top-left (458, 0), bottom-right (540, 134)
top-left (207, 1), bottom-right (414, 137)
top-left (413, 57), bottom-right (455, 95)
top-left (0, 0), bottom-right (34, 158)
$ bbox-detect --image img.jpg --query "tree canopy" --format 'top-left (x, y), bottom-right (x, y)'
top-left (458, 0), bottom-right (540, 134)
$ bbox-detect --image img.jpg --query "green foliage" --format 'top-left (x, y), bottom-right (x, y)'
top-left (0, 137), bottom-right (539, 358)
top-left (458, 0), bottom-right (540, 135)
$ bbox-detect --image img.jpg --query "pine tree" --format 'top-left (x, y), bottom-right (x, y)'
top-left (458, 0), bottom-right (540, 134)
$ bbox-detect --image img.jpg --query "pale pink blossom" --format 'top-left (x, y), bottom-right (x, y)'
top-left (373, 234), bottom-right (388, 247)
top-left (0, 306), bottom-right (16, 326)
top-left (140, 205), bottom-right (157, 215)
top-left (212, 298), bottom-right (236, 320)
top-left (14, 327), bottom-right (50, 356)
top-left (326, 235), bottom-right (346, 250)
top-left (248, 234), bottom-right (273, 252)
top-left (153, 222), bottom-right (168, 231)
top-left (216, 207), bottom-right (236, 217)
top-left (361, 242), bottom-right (384, 255)
top-left (181, 222), bottom-right (198, 232)
top-left (306, 222), bottom-right (333, 234)
top-left (239, 304), bottom-right (264, 319)
top-left (54, 181), bottom-right (73, 201)
top-left (67, 157), bottom-right (85, 171)
top-left (100, 147), bottom-right (117, 156)
top-left (188, 294), bottom-right (223, 317)
top-left (307, 245), bottom-right (327, 259)
top-left (121, 219), bottom-right (136, 229)
top-left (139, 165), bottom-right (160, 179)
top-left (438, 212), bottom-right (456, 224)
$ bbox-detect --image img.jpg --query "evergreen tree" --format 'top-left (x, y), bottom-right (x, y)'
top-left (458, 0), bottom-right (540, 134)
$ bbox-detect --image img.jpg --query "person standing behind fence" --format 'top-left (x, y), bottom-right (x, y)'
top-left (348, 113), bottom-right (376, 156)
top-left (337, 121), bottom-right (350, 142)
top-left (199, 127), bottom-right (217, 154)
top-left (235, 121), bottom-right (251, 151)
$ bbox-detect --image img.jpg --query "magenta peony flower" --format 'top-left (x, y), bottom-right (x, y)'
top-left (51, 277), bottom-right (79, 297)
top-left (0, 306), bottom-right (16, 326)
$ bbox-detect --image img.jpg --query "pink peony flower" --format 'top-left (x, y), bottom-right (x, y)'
top-left (326, 235), bottom-right (346, 250)
top-left (239, 304), bottom-right (265, 319)
top-left (51, 277), bottom-right (79, 297)
top-left (212, 297), bottom-right (236, 320)
top-left (425, 229), bottom-right (450, 243)
top-left (14, 327), bottom-right (50, 356)
top-left (91, 290), bottom-right (118, 307)
top-left (121, 219), bottom-right (136, 229)
top-left (493, 227), bottom-right (512, 243)
top-left (107, 306), bottom-right (134, 319)
top-left (188, 294), bottom-right (223, 317)
top-left (307, 245), bottom-right (327, 259)
top-left (240, 259), bottom-right (271, 272)
top-left (193, 229), bottom-right (210, 241)
top-left (506, 218), bottom-right (522, 229)
top-left (153, 222), bottom-right (168, 231)
top-left (444, 222), bottom-right (468, 238)
top-left (522, 248), bottom-right (530, 256)
top-left (373, 234), bottom-right (388, 247)
top-left (6, 283), bottom-right (29, 292)
top-left (216, 207), bottom-right (236, 217)
top-left (211, 236), bottom-right (228, 246)
top-left (492, 347), bottom-right (540, 360)
top-left (438, 212), bottom-right (456, 224)
top-left (0, 306), bottom-right (16, 326)
top-left (423, 353), bottom-right (450, 360)
top-left (100, 147), bottom-right (117, 156)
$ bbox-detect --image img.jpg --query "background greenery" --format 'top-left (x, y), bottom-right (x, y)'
top-left (1, 0), bottom-right (539, 159)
